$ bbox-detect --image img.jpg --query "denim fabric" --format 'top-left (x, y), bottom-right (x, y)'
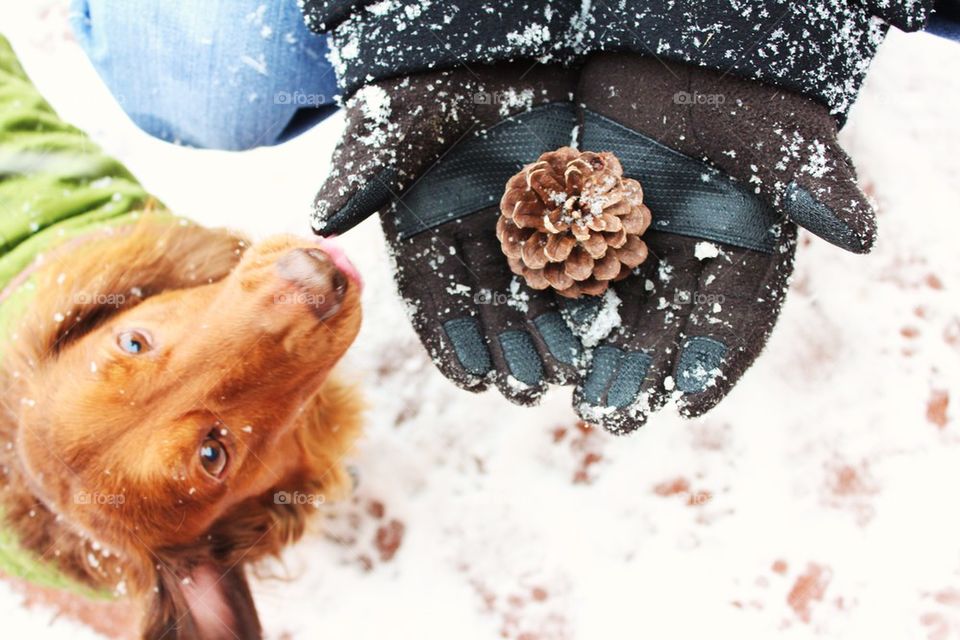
top-left (928, 16), bottom-right (960, 41)
top-left (70, 0), bottom-right (339, 150)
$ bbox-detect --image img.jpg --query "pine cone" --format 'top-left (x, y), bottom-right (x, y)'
top-left (497, 147), bottom-right (652, 298)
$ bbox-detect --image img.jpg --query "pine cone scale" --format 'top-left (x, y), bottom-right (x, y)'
top-left (594, 252), bottom-right (622, 281)
top-left (565, 247), bottom-right (594, 281)
top-left (605, 227), bottom-right (628, 249)
top-left (521, 233), bottom-right (550, 269)
top-left (582, 232), bottom-right (608, 259)
top-left (544, 262), bottom-right (574, 290)
top-left (544, 233), bottom-right (575, 262)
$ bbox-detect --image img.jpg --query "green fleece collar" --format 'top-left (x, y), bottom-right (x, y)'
top-left (0, 34), bottom-right (158, 598)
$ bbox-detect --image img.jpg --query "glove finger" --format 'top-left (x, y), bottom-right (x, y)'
top-left (390, 231), bottom-right (494, 393)
top-left (672, 225), bottom-right (798, 417)
top-left (386, 210), bottom-right (581, 403)
top-left (314, 165), bottom-right (397, 237)
top-left (312, 72), bottom-right (483, 236)
top-left (311, 80), bottom-right (433, 236)
top-left (571, 232), bottom-right (702, 434)
top-left (688, 59), bottom-right (876, 252)
top-left (463, 214), bottom-right (584, 387)
top-left (457, 218), bottom-right (582, 405)
top-left (476, 287), bottom-right (579, 397)
top-left (479, 314), bottom-right (549, 406)
top-left (781, 141), bottom-right (875, 253)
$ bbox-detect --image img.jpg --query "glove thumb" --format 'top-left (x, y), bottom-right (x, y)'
top-left (311, 85), bottom-right (404, 237)
top-left (578, 54), bottom-right (878, 254)
top-left (781, 141), bottom-right (876, 254)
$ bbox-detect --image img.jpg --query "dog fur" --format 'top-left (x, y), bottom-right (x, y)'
top-left (0, 217), bottom-right (363, 639)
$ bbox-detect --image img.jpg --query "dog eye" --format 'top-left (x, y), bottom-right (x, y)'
top-left (199, 437), bottom-right (228, 478)
top-left (116, 330), bottom-right (152, 354)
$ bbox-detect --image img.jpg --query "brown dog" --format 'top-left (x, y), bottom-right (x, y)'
top-left (0, 218), bottom-right (363, 639)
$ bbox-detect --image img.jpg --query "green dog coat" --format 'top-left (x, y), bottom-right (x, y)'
top-left (0, 34), bottom-right (161, 599)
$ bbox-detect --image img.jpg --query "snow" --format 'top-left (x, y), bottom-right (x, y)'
top-left (568, 288), bottom-right (622, 349)
top-left (507, 277), bottom-right (530, 313)
top-left (505, 23), bottom-right (552, 51)
top-left (694, 241), bottom-right (721, 261)
top-left (1, 4), bottom-right (960, 640)
top-left (352, 84), bottom-right (392, 146)
top-left (239, 53), bottom-right (269, 76)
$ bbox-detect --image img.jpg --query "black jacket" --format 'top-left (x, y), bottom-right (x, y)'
top-left (300, 0), bottom-right (937, 121)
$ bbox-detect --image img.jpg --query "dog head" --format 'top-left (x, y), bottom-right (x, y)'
top-left (3, 218), bottom-right (363, 638)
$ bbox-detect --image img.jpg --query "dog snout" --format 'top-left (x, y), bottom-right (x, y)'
top-left (276, 248), bottom-right (349, 320)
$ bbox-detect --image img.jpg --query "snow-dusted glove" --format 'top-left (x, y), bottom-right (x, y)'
top-left (569, 51), bottom-right (881, 432)
top-left (312, 63), bottom-right (584, 405)
top-left (578, 0), bottom-right (936, 123)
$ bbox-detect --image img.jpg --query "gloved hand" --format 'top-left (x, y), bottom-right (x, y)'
top-left (304, 0), bottom-right (928, 434)
top-left (313, 63), bottom-right (585, 405)
top-left (568, 53), bottom-right (876, 432)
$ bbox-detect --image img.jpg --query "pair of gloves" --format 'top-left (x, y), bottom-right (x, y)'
top-left (306, 1), bottom-right (932, 433)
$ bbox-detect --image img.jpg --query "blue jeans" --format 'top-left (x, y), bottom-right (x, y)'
top-left (929, 16), bottom-right (960, 42)
top-left (70, 0), bottom-right (339, 150)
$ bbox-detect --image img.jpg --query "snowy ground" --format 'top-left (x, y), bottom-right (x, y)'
top-left (2, 3), bottom-right (960, 639)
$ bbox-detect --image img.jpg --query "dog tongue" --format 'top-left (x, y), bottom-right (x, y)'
top-left (180, 563), bottom-right (260, 640)
top-left (313, 237), bottom-right (363, 291)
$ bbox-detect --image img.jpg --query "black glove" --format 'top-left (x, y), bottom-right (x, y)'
top-left (307, 0), bottom-right (931, 431)
top-left (568, 51), bottom-right (882, 431)
top-left (313, 64), bottom-right (584, 405)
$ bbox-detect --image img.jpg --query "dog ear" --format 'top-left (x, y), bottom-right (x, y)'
top-left (13, 215), bottom-right (247, 358)
top-left (142, 559), bottom-right (262, 640)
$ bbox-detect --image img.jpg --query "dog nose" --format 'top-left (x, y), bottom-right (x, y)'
top-left (275, 248), bottom-right (349, 320)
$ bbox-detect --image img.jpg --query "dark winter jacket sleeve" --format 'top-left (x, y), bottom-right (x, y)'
top-left (930, 0), bottom-right (960, 40)
top-left (299, 0), bottom-right (365, 32)
top-left (304, 0), bottom-right (937, 121)
top-left (865, 0), bottom-right (937, 30)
